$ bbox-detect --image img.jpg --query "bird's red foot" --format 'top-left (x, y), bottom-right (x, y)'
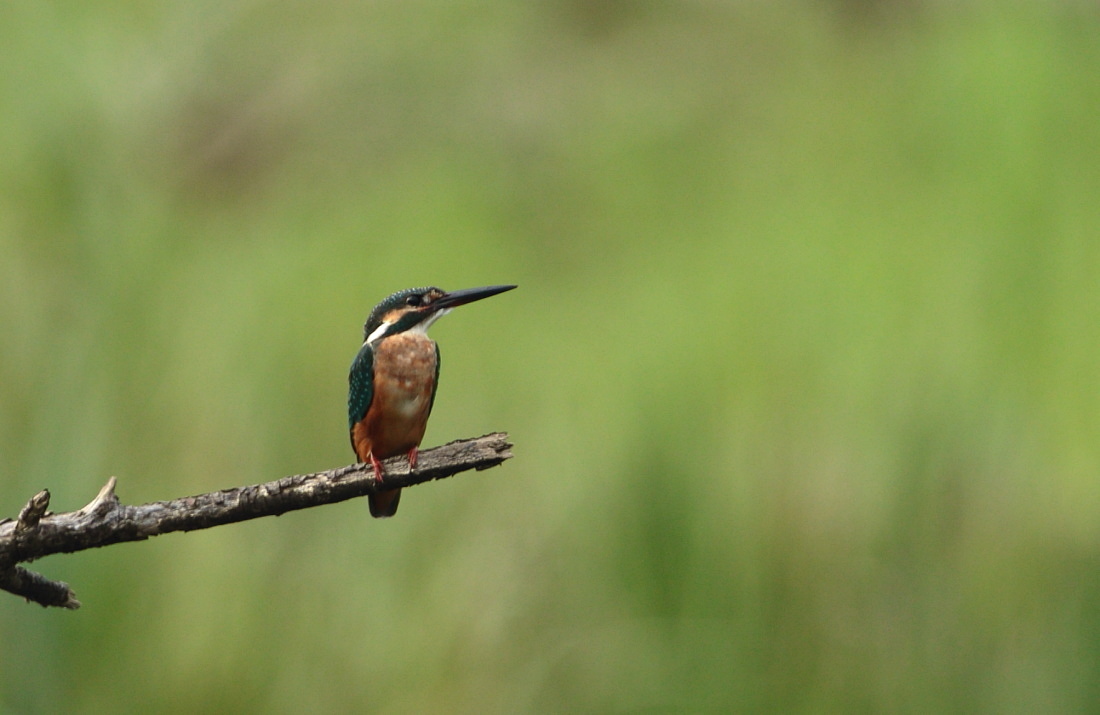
top-left (370, 454), bottom-right (385, 483)
top-left (407, 446), bottom-right (419, 471)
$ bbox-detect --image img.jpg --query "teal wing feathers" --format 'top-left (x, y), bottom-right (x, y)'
top-left (348, 342), bottom-right (375, 433)
top-left (427, 342), bottom-right (441, 417)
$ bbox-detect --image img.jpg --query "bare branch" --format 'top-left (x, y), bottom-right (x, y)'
top-left (0, 565), bottom-right (80, 609)
top-left (0, 432), bottom-right (512, 609)
top-left (16, 489), bottom-right (51, 532)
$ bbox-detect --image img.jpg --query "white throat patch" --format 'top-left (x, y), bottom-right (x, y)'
top-left (366, 308), bottom-right (451, 345)
top-left (414, 308), bottom-right (451, 333)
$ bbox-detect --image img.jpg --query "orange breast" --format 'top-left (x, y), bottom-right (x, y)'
top-left (352, 332), bottom-right (438, 462)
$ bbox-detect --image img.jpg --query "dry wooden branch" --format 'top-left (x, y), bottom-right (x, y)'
top-left (0, 432), bottom-right (512, 609)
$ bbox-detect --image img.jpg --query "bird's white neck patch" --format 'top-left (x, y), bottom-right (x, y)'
top-left (366, 321), bottom-right (391, 344)
top-left (366, 308), bottom-right (451, 345)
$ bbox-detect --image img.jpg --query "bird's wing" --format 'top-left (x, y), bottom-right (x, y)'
top-left (426, 342), bottom-right (441, 417)
top-left (348, 342), bottom-right (375, 434)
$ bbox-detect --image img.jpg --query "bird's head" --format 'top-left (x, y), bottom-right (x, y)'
top-left (362, 284), bottom-right (516, 344)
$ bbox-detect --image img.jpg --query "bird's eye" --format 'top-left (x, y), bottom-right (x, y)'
top-left (406, 295), bottom-right (422, 307)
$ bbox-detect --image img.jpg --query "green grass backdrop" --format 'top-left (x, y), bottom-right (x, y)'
top-left (2, 1), bottom-right (1099, 712)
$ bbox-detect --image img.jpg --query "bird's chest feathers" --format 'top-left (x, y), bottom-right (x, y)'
top-left (372, 333), bottom-right (437, 418)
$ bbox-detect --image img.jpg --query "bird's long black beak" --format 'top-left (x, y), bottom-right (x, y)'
top-left (434, 284), bottom-right (517, 310)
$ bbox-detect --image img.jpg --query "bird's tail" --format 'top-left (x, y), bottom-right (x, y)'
top-left (369, 488), bottom-right (401, 518)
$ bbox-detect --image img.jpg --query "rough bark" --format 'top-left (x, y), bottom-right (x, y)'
top-left (0, 432), bottom-right (512, 609)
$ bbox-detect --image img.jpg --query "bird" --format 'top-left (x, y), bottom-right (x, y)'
top-left (348, 284), bottom-right (517, 517)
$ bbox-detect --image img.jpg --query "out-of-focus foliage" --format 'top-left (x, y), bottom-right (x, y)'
top-left (2, 1), bottom-right (1099, 712)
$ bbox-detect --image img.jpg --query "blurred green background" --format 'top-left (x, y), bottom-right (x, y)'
top-left (2, 1), bottom-right (1099, 712)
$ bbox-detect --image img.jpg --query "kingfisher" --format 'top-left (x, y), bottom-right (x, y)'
top-left (348, 284), bottom-right (517, 517)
